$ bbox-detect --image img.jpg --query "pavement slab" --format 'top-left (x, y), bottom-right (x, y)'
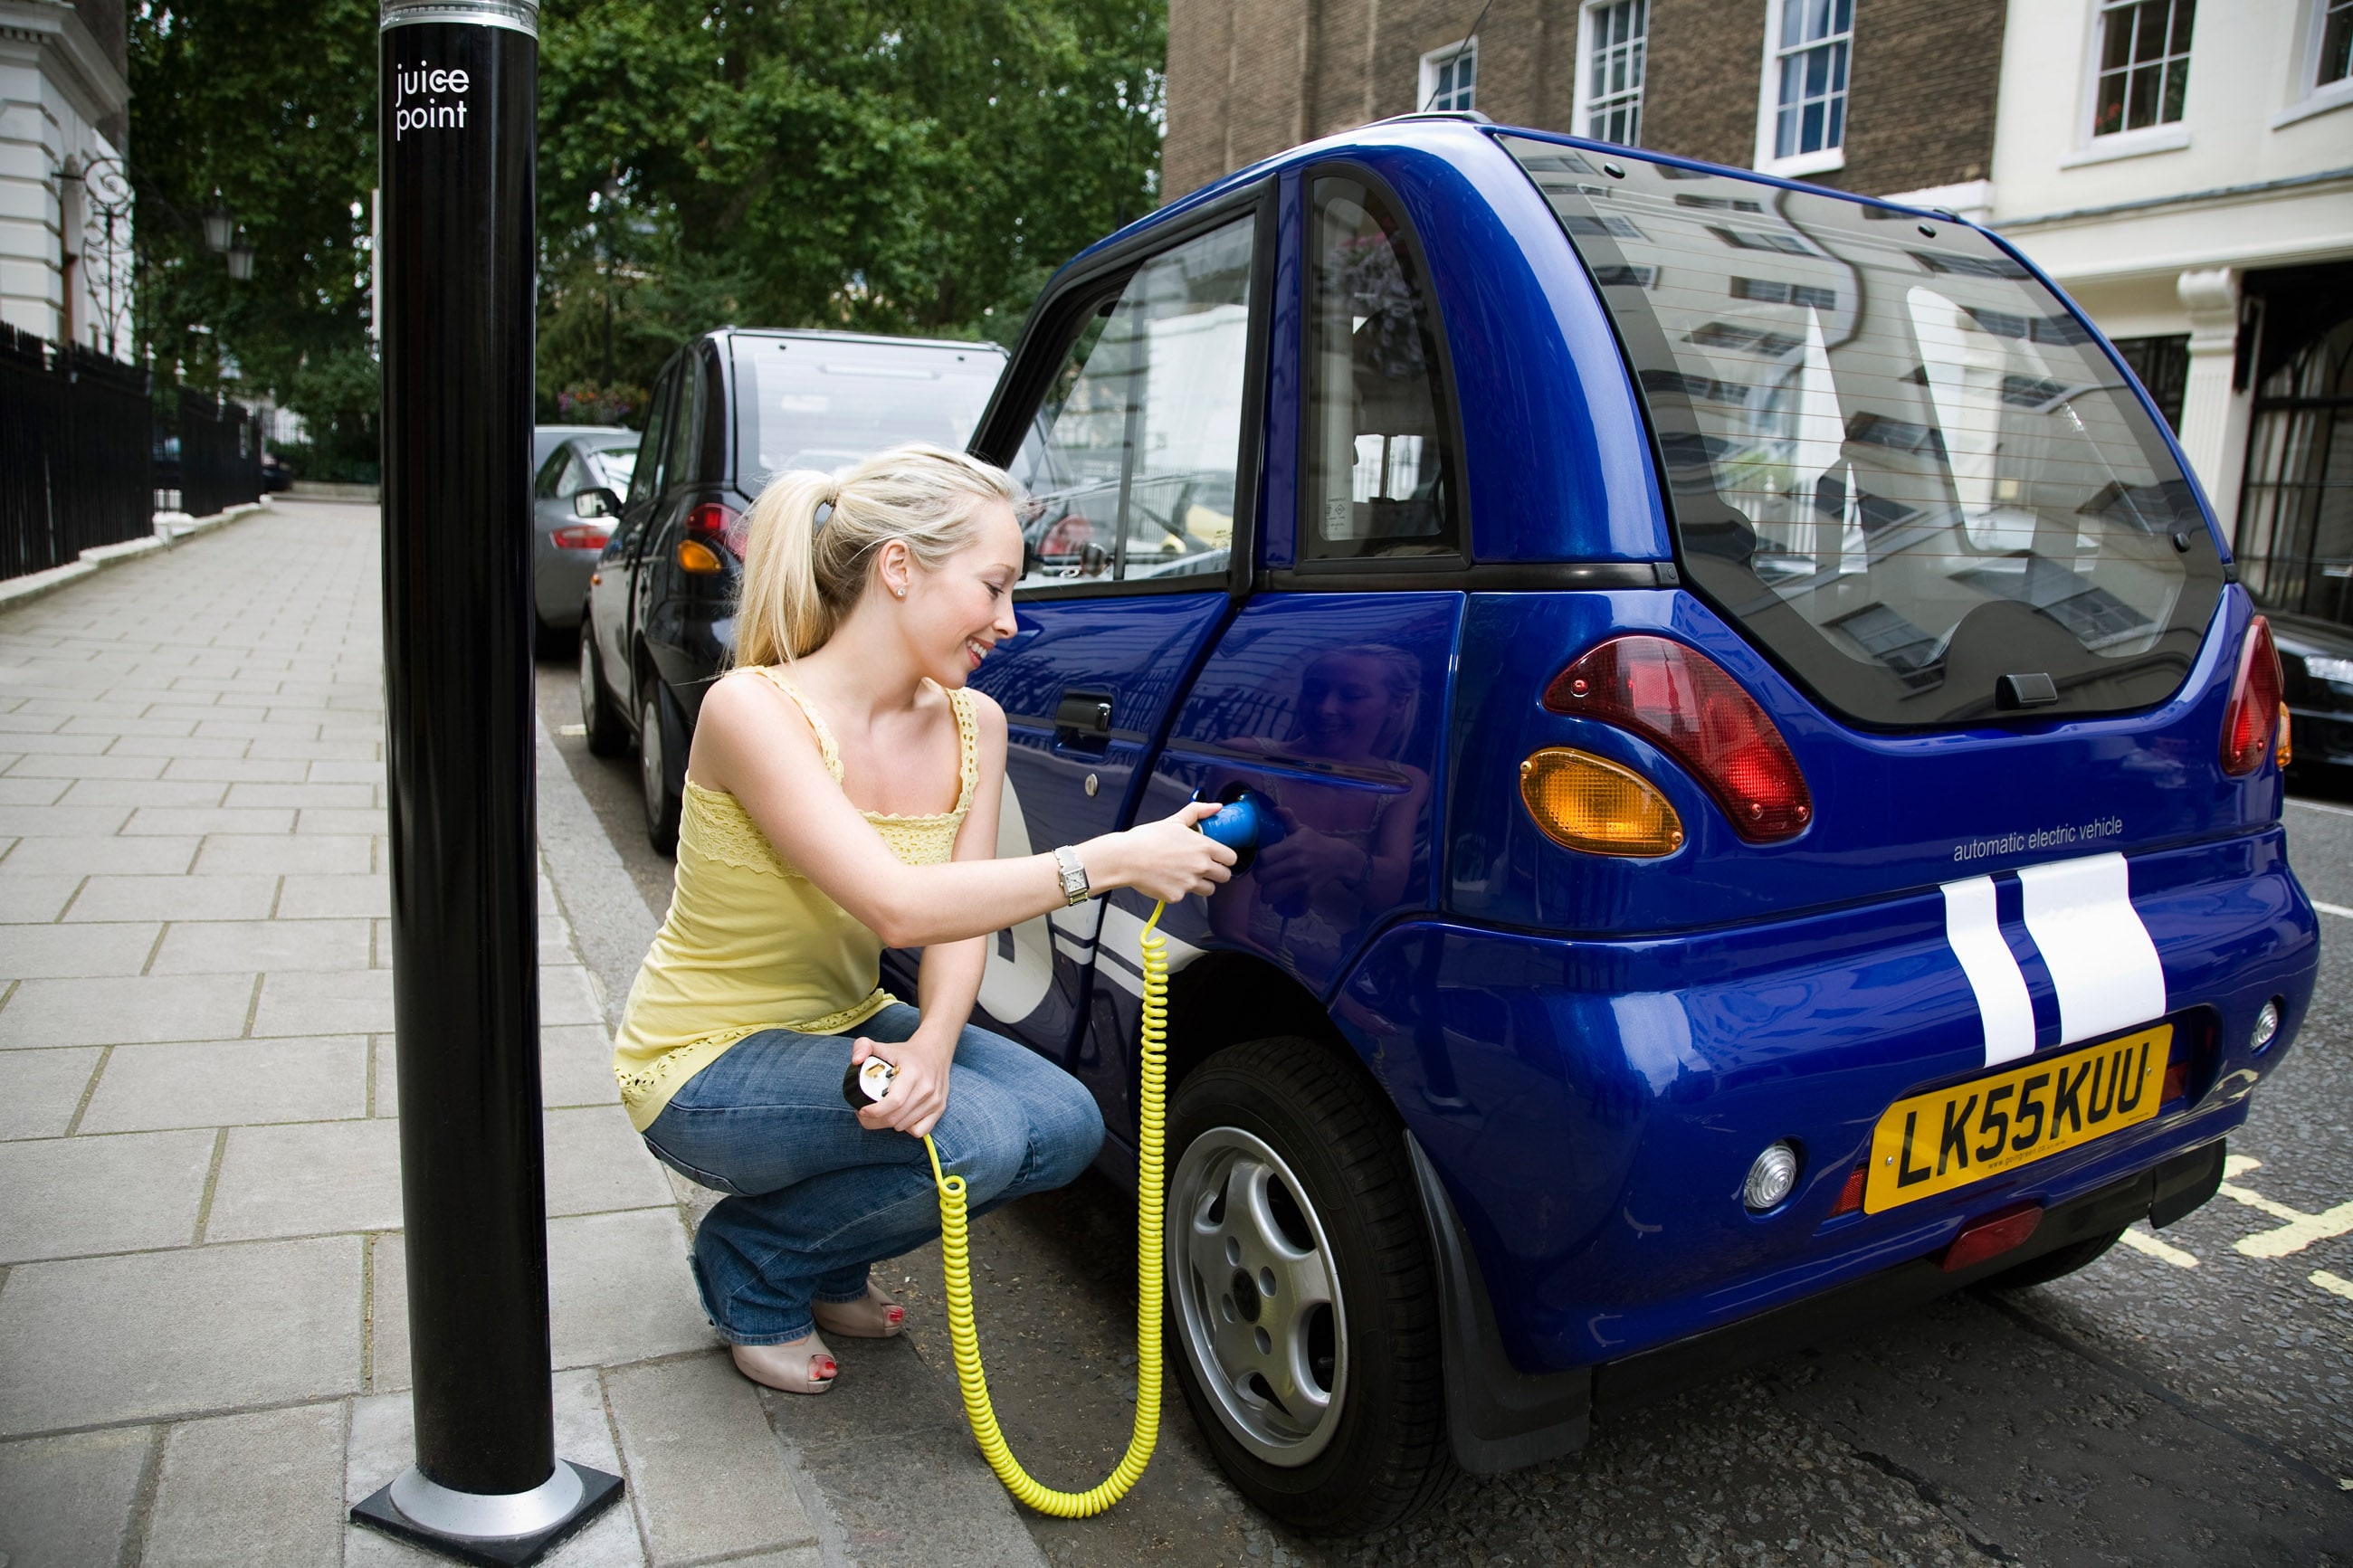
top-left (144, 1402), bottom-right (349, 1568)
top-left (250, 965), bottom-right (395, 1037)
top-left (62, 871), bottom-right (276, 922)
top-left (78, 1035), bottom-right (369, 1133)
top-left (151, 917), bottom-right (370, 975)
top-left (0, 971), bottom-right (257, 1047)
top-left (0, 1045), bottom-right (101, 1138)
top-left (0, 1126), bottom-right (217, 1261)
top-left (0, 1235), bottom-right (363, 1433)
top-left (206, 1117), bottom-right (404, 1240)
top-left (0, 1424), bottom-right (155, 1568)
top-left (0, 918), bottom-right (157, 977)
top-left (605, 1353), bottom-right (819, 1563)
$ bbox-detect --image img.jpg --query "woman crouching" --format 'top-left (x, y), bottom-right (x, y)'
top-left (612, 442), bottom-right (1234, 1394)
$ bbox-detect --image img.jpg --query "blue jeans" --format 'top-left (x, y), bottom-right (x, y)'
top-left (640, 1003), bottom-right (1105, 1345)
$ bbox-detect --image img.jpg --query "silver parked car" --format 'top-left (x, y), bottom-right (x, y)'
top-left (532, 429), bottom-right (640, 651)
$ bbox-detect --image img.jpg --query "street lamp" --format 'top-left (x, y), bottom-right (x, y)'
top-left (201, 195), bottom-right (233, 253)
top-left (225, 227), bottom-right (255, 282)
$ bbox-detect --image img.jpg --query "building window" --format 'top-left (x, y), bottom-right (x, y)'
top-left (1767, 0), bottom-right (1853, 164)
top-left (1579, 1), bottom-right (1648, 147)
top-left (1420, 39), bottom-right (1477, 112)
top-left (2318, 0), bottom-right (2351, 87)
top-left (2093, 0), bottom-right (2196, 137)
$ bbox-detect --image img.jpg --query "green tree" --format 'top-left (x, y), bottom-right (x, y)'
top-left (129, 0), bottom-right (381, 474)
top-left (533, 0), bottom-right (1165, 415)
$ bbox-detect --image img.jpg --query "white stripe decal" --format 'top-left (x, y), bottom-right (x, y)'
top-left (2016, 851), bottom-right (2166, 1046)
top-left (1942, 875), bottom-right (2037, 1067)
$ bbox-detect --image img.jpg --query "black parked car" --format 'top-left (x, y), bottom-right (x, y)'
top-left (576, 328), bottom-right (1007, 850)
top-left (2263, 603), bottom-right (2353, 787)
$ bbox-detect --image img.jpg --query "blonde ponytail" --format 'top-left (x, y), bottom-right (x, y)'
top-left (732, 442), bottom-right (1020, 669)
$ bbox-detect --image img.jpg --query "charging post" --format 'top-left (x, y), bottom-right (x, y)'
top-left (350, 2), bottom-right (624, 1560)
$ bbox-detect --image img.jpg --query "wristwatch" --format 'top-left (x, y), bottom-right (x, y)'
top-left (1053, 845), bottom-right (1092, 906)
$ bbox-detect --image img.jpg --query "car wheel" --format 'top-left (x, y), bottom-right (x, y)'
top-left (1166, 1038), bottom-right (1454, 1534)
top-left (577, 621), bottom-right (628, 758)
top-left (1977, 1226), bottom-right (2127, 1291)
top-left (639, 685), bottom-right (682, 855)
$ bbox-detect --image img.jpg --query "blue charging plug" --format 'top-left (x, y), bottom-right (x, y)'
top-left (1195, 790), bottom-right (1273, 876)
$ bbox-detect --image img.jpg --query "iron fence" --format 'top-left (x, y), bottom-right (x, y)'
top-left (0, 322), bottom-right (154, 583)
top-left (173, 386), bottom-right (263, 521)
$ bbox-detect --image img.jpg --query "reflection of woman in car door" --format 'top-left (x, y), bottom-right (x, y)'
top-left (1210, 644), bottom-right (1429, 974)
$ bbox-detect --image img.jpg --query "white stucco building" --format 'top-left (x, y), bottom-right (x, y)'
top-left (1983, 0), bottom-right (2353, 619)
top-left (0, 0), bottom-right (131, 357)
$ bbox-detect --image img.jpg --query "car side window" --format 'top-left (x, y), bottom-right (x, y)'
top-left (1302, 176), bottom-right (1462, 563)
top-left (534, 448), bottom-right (568, 499)
top-left (631, 366), bottom-right (679, 508)
top-left (662, 353), bottom-right (705, 496)
top-left (1013, 214), bottom-right (1256, 589)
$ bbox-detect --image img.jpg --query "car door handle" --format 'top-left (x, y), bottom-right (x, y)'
top-left (1053, 688), bottom-right (1114, 746)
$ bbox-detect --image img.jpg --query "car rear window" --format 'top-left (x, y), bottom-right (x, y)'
top-left (732, 337), bottom-right (1004, 490)
top-left (1500, 134), bottom-right (2224, 730)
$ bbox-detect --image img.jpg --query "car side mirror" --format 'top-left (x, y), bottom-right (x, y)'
top-left (573, 486), bottom-right (621, 519)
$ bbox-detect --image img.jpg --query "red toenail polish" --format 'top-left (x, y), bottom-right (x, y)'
top-left (888, 1307), bottom-right (904, 1322)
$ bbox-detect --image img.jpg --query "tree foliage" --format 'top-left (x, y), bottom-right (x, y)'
top-left (129, 1), bottom-right (380, 468)
top-left (535, 0), bottom-right (1165, 416)
top-left (125, 1), bottom-right (1164, 449)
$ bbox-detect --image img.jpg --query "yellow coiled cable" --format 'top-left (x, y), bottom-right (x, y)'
top-left (919, 900), bottom-right (1168, 1516)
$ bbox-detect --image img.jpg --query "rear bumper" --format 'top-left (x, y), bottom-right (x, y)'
top-left (1410, 1131), bottom-right (2227, 1472)
top-left (1335, 828), bottom-right (2315, 1380)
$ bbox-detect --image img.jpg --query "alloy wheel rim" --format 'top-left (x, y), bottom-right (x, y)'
top-left (577, 632), bottom-right (597, 730)
top-left (640, 697), bottom-right (662, 824)
top-left (1167, 1126), bottom-right (1348, 1466)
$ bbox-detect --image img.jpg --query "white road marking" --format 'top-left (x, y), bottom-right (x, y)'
top-left (2289, 796), bottom-right (2353, 819)
top-left (2225, 1154), bottom-right (2263, 1179)
top-left (1941, 876), bottom-right (2036, 1066)
top-left (2016, 852), bottom-right (2167, 1046)
top-left (2117, 1226), bottom-right (2199, 1269)
top-left (2314, 900), bottom-right (2353, 918)
top-left (557, 723), bottom-right (586, 736)
top-left (2310, 1269), bottom-right (2353, 1302)
top-left (2215, 1176), bottom-right (2353, 1259)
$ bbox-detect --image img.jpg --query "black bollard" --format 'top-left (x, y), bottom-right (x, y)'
top-left (349, 2), bottom-right (624, 1561)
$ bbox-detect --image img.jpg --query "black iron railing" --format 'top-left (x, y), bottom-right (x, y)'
top-left (0, 322), bottom-right (154, 583)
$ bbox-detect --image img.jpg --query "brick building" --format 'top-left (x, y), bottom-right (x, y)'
top-left (1163, 0), bottom-right (2353, 622)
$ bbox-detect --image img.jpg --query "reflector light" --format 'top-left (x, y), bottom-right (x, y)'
top-left (1942, 1202), bottom-right (2042, 1272)
top-left (676, 538), bottom-right (725, 575)
top-left (1831, 1164), bottom-right (1866, 1217)
top-left (2277, 702), bottom-right (2293, 769)
top-left (2220, 616), bottom-right (2285, 776)
top-left (550, 525), bottom-right (609, 551)
top-left (1519, 747), bottom-right (1685, 857)
top-left (1544, 636), bottom-right (1813, 841)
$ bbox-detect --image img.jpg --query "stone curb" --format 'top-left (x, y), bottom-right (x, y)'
top-left (0, 498), bottom-right (274, 613)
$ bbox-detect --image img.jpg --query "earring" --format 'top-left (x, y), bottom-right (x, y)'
top-left (895, 586), bottom-right (906, 598)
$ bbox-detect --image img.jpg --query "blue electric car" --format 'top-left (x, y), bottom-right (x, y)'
top-left (881, 114), bottom-right (2317, 1533)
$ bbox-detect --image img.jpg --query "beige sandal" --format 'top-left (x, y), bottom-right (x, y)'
top-left (730, 1332), bottom-right (838, 1395)
top-left (812, 1282), bottom-right (907, 1339)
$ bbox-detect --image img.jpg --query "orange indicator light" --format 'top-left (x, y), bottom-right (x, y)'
top-left (1519, 747), bottom-right (1684, 857)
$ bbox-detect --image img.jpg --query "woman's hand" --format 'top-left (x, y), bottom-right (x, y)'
top-left (1091, 801), bottom-right (1236, 904)
top-left (851, 1031), bottom-right (953, 1139)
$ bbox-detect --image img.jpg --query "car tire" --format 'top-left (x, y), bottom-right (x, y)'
top-left (1165, 1038), bottom-right (1455, 1535)
top-left (1978, 1226), bottom-right (2127, 1290)
top-left (639, 683), bottom-right (683, 855)
top-left (578, 621), bottom-right (628, 758)
top-left (535, 613), bottom-right (577, 661)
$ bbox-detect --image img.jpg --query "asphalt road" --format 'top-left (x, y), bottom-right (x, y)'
top-left (538, 651), bottom-right (2353, 1567)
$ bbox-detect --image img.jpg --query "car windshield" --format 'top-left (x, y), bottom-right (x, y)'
top-left (732, 337), bottom-right (1004, 489)
top-left (1501, 134), bottom-right (2224, 729)
top-left (585, 441), bottom-right (637, 493)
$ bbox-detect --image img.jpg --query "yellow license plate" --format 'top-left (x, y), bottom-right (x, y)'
top-left (1864, 1024), bottom-right (2169, 1215)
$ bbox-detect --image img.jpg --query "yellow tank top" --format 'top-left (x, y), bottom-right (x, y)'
top-left (613, 668), bottom-right (979, 1131)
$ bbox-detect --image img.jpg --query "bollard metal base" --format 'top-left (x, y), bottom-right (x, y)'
top-left (349, 1461), bottom-right (624, 1566)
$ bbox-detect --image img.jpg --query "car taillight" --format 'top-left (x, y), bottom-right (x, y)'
top-left (2220, 615), bottom-right (2285, 776)
top-left (550, 525), bottom-right (609, 551)
top-left (1542, 636), bottom-right (1813, 842)
top-left (687, 500), bottom-right (741, 553)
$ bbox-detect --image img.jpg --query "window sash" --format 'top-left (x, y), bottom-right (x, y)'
top-left (2091, 0), bottom-right (2195, 137)
top-left (1770, 0), bottom-right (1853, 160)
top-left (1426, 42), bottom-right (1477, 111)
top-left (1583, 0), bottom-right (1649, 147)
top-left (2320, 0), bottom-right (2352, 88)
